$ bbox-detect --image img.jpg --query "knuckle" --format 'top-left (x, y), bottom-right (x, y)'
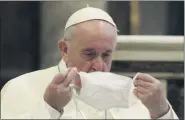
top-left (138, 86), bottom-right (142, 91)
top-left (139, 80), bottom-right (143, 86)
top-left (137, 80), bottom-right (140, 86)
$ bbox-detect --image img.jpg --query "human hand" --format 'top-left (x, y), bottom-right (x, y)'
top-left (133, 73), bottom-right (169, 119)
top-left (43, 68), bottom-right (77, 112)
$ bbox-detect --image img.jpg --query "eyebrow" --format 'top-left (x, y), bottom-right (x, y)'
top-left (82, 48), bottom-right (96, 52)
top-left (106, 50), bottom-right (112, 53)
top-left (82, 48), bottom-right (112, 53)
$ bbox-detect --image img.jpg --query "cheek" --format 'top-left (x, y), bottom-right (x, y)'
top-left (104, 62), bottom-right (112, 72)
top-left (67, 52), bottom-right (86, 67)
top-left (107, 58), bottom-right (113, 71)
top-left (103, 59), bottom-right (112, 72)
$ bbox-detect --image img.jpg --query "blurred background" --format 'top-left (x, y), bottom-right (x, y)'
top-left (0, 1), bottom-right (184, 119)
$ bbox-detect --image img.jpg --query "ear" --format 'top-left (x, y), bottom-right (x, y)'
top-left (58, 40), bottom-right (68, 59)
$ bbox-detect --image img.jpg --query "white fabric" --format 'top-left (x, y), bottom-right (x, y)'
top-left (64, 7), bottom-right (116, 30)
top-left (1, 59), bottom-right (179, 119)
top-left (45, 102), bottom-right (62, 119)
top-left (74, 71), bottom-right (139, 111)
top-left (1, 66), bottom-right (59, 119)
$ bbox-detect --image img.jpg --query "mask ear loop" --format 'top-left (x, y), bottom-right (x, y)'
top-left (128, 72), bottom-right (140, 106)
top-left (132, 72), bottom-right (140, 93)
top-left (70, 84), bottom-right (87, 119)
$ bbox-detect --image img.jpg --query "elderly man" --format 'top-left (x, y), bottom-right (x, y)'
top-left (1, 7), bottom-right (178, 119)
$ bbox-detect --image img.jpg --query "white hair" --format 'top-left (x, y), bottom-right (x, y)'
top-left (63, 25), bottom-right (76, 41)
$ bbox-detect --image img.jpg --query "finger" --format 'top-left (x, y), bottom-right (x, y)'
top-left (133, 89), bottom-right (145, 100)
top-left (135, 73), bottom-right (155, 83)
top-left (51, 73), bottom-right (66, 84)
top-left (58, 85), bottom-right (71, 94)
top-left (134, 79), bottom-right (153, 89)
top-left (133, 89), bottom-right (138, 97)
top-left (62, 69), bottom-right (76, 87)
top-left (68, 68), bottom-right (82, 88)
top-left (137, 91), bottom-right (145, 100)
top-left (62, 77), bottom-right (73, 88)
top-left (135, 86), bottom-right (150, 94)
top-left (75, 62), bottom-right (91, 87)
top-left (61, 68), bottom-right (73, 83)
top-left (63, 68), bottom-right (79, 87)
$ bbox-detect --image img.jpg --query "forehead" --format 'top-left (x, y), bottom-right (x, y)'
top-left (71, 20), bottom-right (117, 51)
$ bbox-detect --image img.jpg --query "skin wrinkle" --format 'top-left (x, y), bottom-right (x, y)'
top-left (59, 20), bottom-right (117, 75)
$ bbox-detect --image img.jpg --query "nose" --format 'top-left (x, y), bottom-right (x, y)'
top-left (91, 56), bottom-right (104, 71)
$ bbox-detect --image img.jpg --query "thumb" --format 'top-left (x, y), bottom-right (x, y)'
top-left (51, 72), bottom-right (66, 84)
top-left (67, 68), bottom-right (81, 88)
top-left (51, 68), bottom-right (73, 85)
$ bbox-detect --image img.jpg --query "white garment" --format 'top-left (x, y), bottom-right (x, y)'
top-left (1, 59), bottom-right (179, 119)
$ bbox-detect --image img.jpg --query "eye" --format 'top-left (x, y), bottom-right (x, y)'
top-left (102, 53), bottom-right (111, 58)
top-left (85, 52), bottom-right (96, 60)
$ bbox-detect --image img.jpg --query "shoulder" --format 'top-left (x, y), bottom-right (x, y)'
top-left (15, 65), bottom-right (58, 81)
top-left (1, 65), bottom-right (58, 94)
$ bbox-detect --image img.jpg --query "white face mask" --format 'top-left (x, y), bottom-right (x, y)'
top-left (71, 71), bottom-right (139, 111)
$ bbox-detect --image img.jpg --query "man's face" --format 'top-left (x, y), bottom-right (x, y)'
top-left (59, 20), bottom-right (117, 72)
